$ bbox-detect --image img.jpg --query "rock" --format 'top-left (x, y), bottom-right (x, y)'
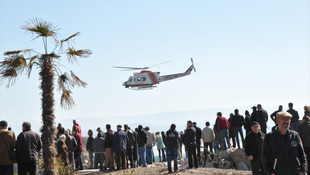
top-left (237, 161), bottom-right (250, 171)
top-left (229, 149), bottom-right (251, 169)
top-left (218, 159), bottom-right (233, 169)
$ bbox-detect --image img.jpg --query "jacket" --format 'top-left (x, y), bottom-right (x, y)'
top-left (104, 129), bottom-right (114, 148)
top-left (155, 134), bottom-right (165, 149)
top-left (146, 131), bottom-right (155, 147)
top-left (184, 126), bottom-right (196, 145)
top-left (201, 126), bottom-right (215, 143)
top-left (137, 130), bottom-right (147, 147)
top-left (0, 129), bottom-right (16, 165)
top-left (16, 129), bottom-right (42, 163)
top-left (217, 116), bottom-right (230, 131)
top-left (244, 131), bottom-right (264, 159)
top-left (74, 132), bottom-right (83, 151)
top-left (86, 136), bottom-right (94, 151)
top-left (255, 109), bottom-right (268, 127)
top-left (72, 123), bottom-right (82, 135)
top-left (93, 136), bottom-right (105, 153)
top-left (65, 134), bottom-right (77, 153)
top-left (194, 126), bottom-right (202, 142)
top-left (112, 130), bottom-right (128, 152)
top-left (287, 109), bottom-right (300, 123)
top-left (125, 129), bottom-right (136, 148)
top-left (297, 121), bottom-right (310, 148)
top-left (261, 129), bottom-right (307, 175)
top-left (231, 114), bottom-right (245, 128)
top-left (56, 140), bottom-right (69, 165)
top-left (166, 129), bottom-right (178, 150)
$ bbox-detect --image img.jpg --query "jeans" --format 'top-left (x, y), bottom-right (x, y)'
top-left (74, 150), bottom-right (83, 170)
top-left (233, 127), bottom-right (244, 148)
top-left (220, 129), bottom-right (231, 149)
top-left (158, 148), bottom-right (166, 161)
top-left (291, 121), bottom-right (299, 131)
top-left (167, 148), bottom-right (178, 172)
top-left (18, 161), bottom-right (36, 175)
top-left (138, 147), bottom-right (147, 167)
top-left (0, 164), bottom-right (13, 175)
top-left (146, 146), bottom-right (153, 164)
top-left (126, 147), bottom-right (134, 168)
top-left (89, 151), bottom-right (94, 168)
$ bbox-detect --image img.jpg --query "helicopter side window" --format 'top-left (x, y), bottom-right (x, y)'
top-left (142, 77), bottom-right (146, 81)
top-left (128, 78), bottom-right (132, 82)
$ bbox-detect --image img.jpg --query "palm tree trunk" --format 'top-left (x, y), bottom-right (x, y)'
top-left (40, 56), bottom-right (57, 174)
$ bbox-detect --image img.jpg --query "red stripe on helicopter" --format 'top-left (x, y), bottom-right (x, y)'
top-left (140, 71), bottom-right (158, 84)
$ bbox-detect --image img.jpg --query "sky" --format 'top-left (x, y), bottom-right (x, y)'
top-left (0, 0), bottom-right (309, 136)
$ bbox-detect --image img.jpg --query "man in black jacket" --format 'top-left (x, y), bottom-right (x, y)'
top-left (86, 129), bottom-right (94, 169)
top-left (297, 116), bottom-right (310, 172)
top-left (244, 122), bottom-right (265, 175)
top-left (261, 112), bottom-right (307, 175)
top-left (184, 120), bottom-right (198, 169)
top-left (137, 125), bottom-right (147, 167)
top-left (287, 102), bottom-right (299, 131)
top-left (166, 124), bottom-right (179, 173)
top-left (193, 122), bottom-right (202, 160)
top-left (64, 129), bottom-right (77, 166)
top-left (16, 122), bottom-right (42, 175)
top-left (124, 124), bottom-right (136, 168)
top-left (104, 124), bottom-right (115, 170)
top-left (256, 104), bottom-right (268, 134)
top-left (232, 109), bottom-right (245, 148)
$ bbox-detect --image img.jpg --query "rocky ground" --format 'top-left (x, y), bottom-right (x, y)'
top-left (75, 166), bottom-right (251, 175)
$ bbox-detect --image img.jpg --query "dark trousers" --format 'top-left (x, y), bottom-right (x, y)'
top-left (250, 158), bottom-right (263, 175)
top-left (115, 151), bottom-right (126, 170)
top-left (74, 150), bottom-right (83, 170)
top-left (126, 148), bottom-right (134, 168)
top-left (305, 147), bottom-right (310, 172)
top-left (196, 141), bottom-right (201, 159)
top-left (68, 152), bottom-right (74, 165)
top-left (18, 161), bottom-right (36, 175)
top-left (94, 153), bottom-right (105, 169)
top-left (187, 143), bottom-right (198, 168)
top-left (0, 164), bottom-right (13, 175)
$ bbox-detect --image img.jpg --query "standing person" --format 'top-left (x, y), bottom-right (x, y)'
top-left (304, 106), bottom-right (310, 117)
top-left (124, 124), bottom-right (136, 168)
top-left (287, 102), bottom-right (300, 131)
top-left (155, 132), bottom-right (166, 162)
top-left (133, 128), bottom-right (139, 167)
top-left (297, 115), bottom-right (310, 172)
top-left (16, 122), bottom-right (42, 175)
top-left (270, 105), bottom-right (283, 125)
top-left (64, 129), bottom-right (77, 166)
top-left (261, 112), bottom-right (307, 175)
top-left (137, 125), bottom-right (147, 167)
top-left (72, 127), bottom-right (83, 171)
top-left (166, 124), bottom-right (179, 173)
top-left (217, 112), bottom-right (231, 150)
top-left (86, 129), bottom-right (94, 169)
top-left (193, 122), bottom-right (202, 160)
top-left (145, 126), bottom-right (155, 165)
top-left (184, 120), bottom-right (198, 169)
top-left (256, 104), bottom-right (268, 134)
top-left (72, 119), bottom-right (82, 135)
top-left (244, 122), bottom-right (265, 175)
top-left (56, 135), bottom-right (69, 166)
top-left (244, 110), bottom-right (252, 135)
top-left (0, 120), bottom-right (16, 175)
top-left (178, 131), bottom-right (183, 160)
top-left (93, 132), bottom-right (105, 171)
top-left (228, 113), bottom-right (236, 148)
top-left (57, 123), bottom-right (65, 139)
top-left (96, 127), bottom-right (104, 138)
top-left (250, 106), bottom-right (257, 123)
top-left (201, 122), bottom-right (215, 156)
top-left (113, 125), bottom-right (128, 170)
top-left (104, 124), bottom-right (115, 171)
top-left (232, 109), bottom-right (245, 148)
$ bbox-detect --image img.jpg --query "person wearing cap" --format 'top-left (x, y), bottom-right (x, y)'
top-left (244, 122), bottom-right (265, 175)
top-left (112, 125), bottom-right (129, 170)
top-left (297, 115), bottom-right (310, 172)
top-left (261, 111), bottom-right (307, 175)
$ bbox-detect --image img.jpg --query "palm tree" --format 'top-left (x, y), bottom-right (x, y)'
top-left (0, 18), bottom-right (92, 174)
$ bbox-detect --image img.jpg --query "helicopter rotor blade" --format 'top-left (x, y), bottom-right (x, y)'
top-left (191, 58), bottom-right (196, 72)
top-left (148, 61), bottom-right (170, 68)
top-left (112, 66), bottom-right (149, 70)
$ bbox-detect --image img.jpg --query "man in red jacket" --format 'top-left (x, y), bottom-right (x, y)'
top-left (216, 112), bottom-right (231, 150)
top-left (72, 119), bottom-right (82, 135)
top-left (73, 127), bottom-right (83, 171)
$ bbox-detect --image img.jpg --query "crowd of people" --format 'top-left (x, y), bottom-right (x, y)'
top-left (0, 102), bottom-right (309, 175)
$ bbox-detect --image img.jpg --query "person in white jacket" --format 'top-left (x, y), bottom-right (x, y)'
top-left (201, 122), bottom-right (215, 155)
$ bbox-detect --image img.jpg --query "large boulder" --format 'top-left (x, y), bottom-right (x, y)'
top-left (237, 161), bottom-right (250, 171)
top-left (218, 159), bottom-right (233, 169)
top-left (229, 148), bottom-right (251, 169)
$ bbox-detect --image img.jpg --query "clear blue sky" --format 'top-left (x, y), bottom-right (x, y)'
top-left (0, 0), bottom-right (309, 135)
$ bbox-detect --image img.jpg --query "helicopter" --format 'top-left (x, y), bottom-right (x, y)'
top-left (113, 58), bottom-right (196, 90)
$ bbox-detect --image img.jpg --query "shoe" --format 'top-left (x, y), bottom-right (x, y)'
top-left (186, 167), bottom-right (193, 169)
top-left (174, 170), bottom-right (179, 173)
top-left (168, 171), bottom-right (173, 174)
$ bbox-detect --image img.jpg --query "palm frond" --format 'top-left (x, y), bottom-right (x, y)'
top-left (0, 55), bottom-right (27, 74)
top-left (27, 55), bottom-right (40, 78)
top-left (0, 69), bottom-right (18, 87)
top-left (41, 53), bottom-right (60, 60)
top-left (66, 48), bottom-right (92, 63)
top-left (4, 49), bottom-right (32, 56)
top-left (58, 73), bottom-right (74, 91)
top-left (70, 71), bottom-right (87, 87)
top-left (21, 18), bottom-right (58, 38)
top-left (62, 32), bottom-right (80, 42)
top-left (60, 88), bottom-right (75, 109)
